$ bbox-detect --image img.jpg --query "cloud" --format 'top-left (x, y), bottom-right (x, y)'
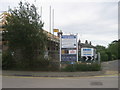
top-left (0, 0), bottom-right (118, 47)
top-left (50, 2), bottom-right (118, 47)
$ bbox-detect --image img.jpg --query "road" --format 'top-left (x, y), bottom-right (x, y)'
top-left (101, 60), bottom-right (118, 71)
top-left (1, 60), bottom-right (119, 88)
top-left (2, 75), bottom-right (118, 88)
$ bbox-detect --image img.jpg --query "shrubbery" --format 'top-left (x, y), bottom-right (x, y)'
top-left (62, 63), bottom-right (101, 72)
top-left (2, 52), bottom-right (60, 71)
top-left (96, 40), bottom-right (120, 61)
top-left (2, 51), bottom-right (14, 70)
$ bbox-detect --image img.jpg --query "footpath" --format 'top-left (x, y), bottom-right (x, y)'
top-left (2, 70), bottom-right (106, 77)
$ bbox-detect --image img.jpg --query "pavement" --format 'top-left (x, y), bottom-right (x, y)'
top-left (2, 69), bottom-right (118, 77)
top-left (1, 60), bottom-right (119, 77)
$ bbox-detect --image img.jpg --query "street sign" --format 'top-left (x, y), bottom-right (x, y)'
top-left (81, 48), bottom-right (94, 56)
top-left (85, 56), bottom-right (88, 61)
top-left (91, 56), bottom-right (94, 60)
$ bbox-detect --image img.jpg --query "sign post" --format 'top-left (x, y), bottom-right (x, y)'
top-left (98, 52), bottom-right (101, 64)
top-left (76, 33), bottom-right (78, 62)
top-left (59, 35), bottom-right (62, 70)
top-left (60, 34), bottom-right (78, 63)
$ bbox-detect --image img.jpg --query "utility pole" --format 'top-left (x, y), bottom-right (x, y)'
top-left (49, 6), bottom-right (51, 33)
top-left (40, 6), bottom-right (42, 21)
top-left (52, 9), bottom-right (54, 35)
top-left (76, 33), bottom-right (78, 62)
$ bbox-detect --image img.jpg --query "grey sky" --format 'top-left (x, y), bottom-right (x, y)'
top-left (0, 0), bottom-right (118, 47)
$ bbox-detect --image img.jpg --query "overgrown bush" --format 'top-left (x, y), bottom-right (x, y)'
top-left (2, 51), bottom-right (14, 70)
top-left (61, 64), bottom-right (76, 72)
top-left (62, 63), bottom-right (101, 72)
top-left (100, 51), bottom-right (108, 61)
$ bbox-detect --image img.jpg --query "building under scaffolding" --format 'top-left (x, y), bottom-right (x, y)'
top-left (0, 12), bottom-right (10, 52)
top-left (43, 30), bottom-right (60, 60)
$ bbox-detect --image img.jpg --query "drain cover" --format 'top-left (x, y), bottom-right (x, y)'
top-left (90, 81), bottom-right (103, 86)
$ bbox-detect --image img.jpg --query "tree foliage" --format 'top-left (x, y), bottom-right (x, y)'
top-left (96, 45), bottom-right (106, 52)
top-left (96, 45), bottom-right (108, 61)
top-left (96, 40), bottom-right (119, 61)
top-left (107, 40), bottom-right (119, 60)
top-left (4, 1), bottom-right (47, 69)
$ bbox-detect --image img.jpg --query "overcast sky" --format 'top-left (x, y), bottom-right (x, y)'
top-left (0, 0), bottom-right (119, 47)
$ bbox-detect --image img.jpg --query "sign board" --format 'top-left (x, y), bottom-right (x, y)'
top-left (61, 54), bottom-right (77, 61)
top-left (81, 48), bottom-right (94, 56)
top-left (60, 35), bottom-right (78, 62)
top-left (61, 35), bottom-right (77, 48)
top-left (69, 50), bottom-right (76, 54)
top-left (53, 29), bottom-right (59, 32)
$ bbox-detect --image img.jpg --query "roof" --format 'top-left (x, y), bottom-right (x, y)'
top-left (79, 43), bottom-right (95, 48)
top-left (43, 30), bottom-right (59, 43)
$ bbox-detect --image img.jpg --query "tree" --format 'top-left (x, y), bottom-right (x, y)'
top-left (96, 40), bottom-right (119, 61)
top-left (96, 45), bottom-right (106, 52)
top-left (105, 50), bottom-right (112, 61)
top-left (95, 45), bottom-right (108, 61)
top-left (4, 1), bottom-right (47, 69)
top-left (107, 40), bottom-right (118, 60)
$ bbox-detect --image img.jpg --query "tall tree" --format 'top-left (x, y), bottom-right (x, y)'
top-left (95, 45), bottom-right (108, 61)
top-left (107, 40), bottom-right (118, 60)
top-left (4, 1), bottom-right (47, 68)
top-left (95, 45), bottom-right (106, 52)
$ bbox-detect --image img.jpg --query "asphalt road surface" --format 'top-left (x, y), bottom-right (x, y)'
top-left (2, 75), bottom-right (118, 88)
top-left (101, 60), bottom-right (118, 71)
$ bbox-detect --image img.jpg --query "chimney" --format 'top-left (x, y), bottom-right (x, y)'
top-left (89, 41), bottom-right (92, 45)
top-left (85, 40), bottom-right (88, 44)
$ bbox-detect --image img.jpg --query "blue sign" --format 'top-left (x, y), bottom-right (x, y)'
top-left (83, 49), bottom-right (91, 51)
top-left (61, 35), bottom-right (76, 39)
top-left (71, 62), bottom-right (76, 64)
top-left (81, 48), bottom-right (94, 56)
top-left (61, 55), bottom-right (77, 61)
top-left (83, 54), bottom-right (92, 55)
